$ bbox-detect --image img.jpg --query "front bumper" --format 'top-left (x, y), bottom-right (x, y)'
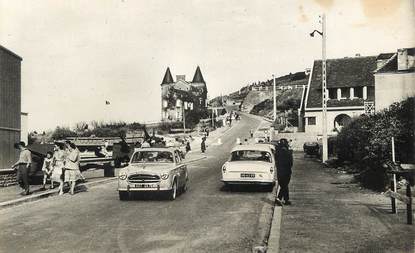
top-left (118, 179), bottom-right (172, 192)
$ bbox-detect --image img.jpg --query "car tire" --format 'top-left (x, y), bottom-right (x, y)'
top-left (119, 191), bottom-right (129, 201)
top-left (168, 180), bottom-right (178, 200)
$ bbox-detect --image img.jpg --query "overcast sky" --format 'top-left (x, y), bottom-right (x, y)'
top-left (0, 0), bottom-right (413, 131)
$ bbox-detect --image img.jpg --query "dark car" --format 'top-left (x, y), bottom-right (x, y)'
top-left (303, 142), bottom-right (320, 157)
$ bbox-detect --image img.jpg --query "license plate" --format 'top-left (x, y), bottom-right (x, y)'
top-left (134, 184), bottom-right (157, 188)
top-left (241, 173), bottom-right (255, 178)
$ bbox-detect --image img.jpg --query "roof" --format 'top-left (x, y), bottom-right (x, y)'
top-left (375, 47), bottom-right (415, 73)
top-left (231, 144), bottom-right (273, 153)
top-left (306, 56), bottom-right (377, 108)
top-left (134, 147), bottom-right (177, 152)
top-left (161, 67), bottom-right (174, 85)
top-left (192, 66), bottom-right (205, 83)
top-left (0, 45), bottom-right (23, 61)
top-left (377, 53), bottom-right (394, 60)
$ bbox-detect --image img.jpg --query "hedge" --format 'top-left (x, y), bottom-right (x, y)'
top-left (336, 97), bottom-right (414, 190)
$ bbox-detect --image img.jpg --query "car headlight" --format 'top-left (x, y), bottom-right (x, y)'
top-left (119, 173), bottom-right (127, 180)
top-left (161, 173), bottom-right (169, 180)
top-left (222, 165), bottom-right (226, 173)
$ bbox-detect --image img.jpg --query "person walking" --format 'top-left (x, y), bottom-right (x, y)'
top-left (185, 141), bottom-right (191, 153)
top-left (40, 151), bottom-right (54, 190)
top-left (12, 142), bottom-right (32, 195)
top-left (201, 137), bottom-right (206, 153)
top-left (276, 138), bottom-right (293, 205)
top-left (51, 142), bottom-right (66, 195)
top-left (65, 142), bottom-right (82, 195)
top-left (250, 129), bottom-right (254, 138)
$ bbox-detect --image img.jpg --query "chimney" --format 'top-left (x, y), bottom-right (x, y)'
top-left (176, 75), bottom-right (186, 81)
top-left (397, 48), bottom-right (414, 71)
top-left (305, 68), bottom-right (311, 75)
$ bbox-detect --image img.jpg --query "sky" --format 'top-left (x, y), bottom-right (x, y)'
top-left (0, 0), bottom-right (414, 131)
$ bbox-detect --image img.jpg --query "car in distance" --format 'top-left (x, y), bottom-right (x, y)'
top-left (118, 148), bottom-right (188, 200)
top-left (221, 144), bottom-right (276, 189)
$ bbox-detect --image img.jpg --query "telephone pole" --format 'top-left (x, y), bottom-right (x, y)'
top-left (273, 74), bottom-right (276, 121)
top-left (321, 14), bottom-right (328, 163)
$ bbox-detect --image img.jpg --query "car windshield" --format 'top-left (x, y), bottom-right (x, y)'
top-left (131, 151), bottom-right (174, 163)
top-left (230, 150), bottom-right (272, 163)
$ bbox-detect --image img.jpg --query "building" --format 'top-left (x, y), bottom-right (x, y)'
top-left (301, 56), bottom-right (377, 134)
top-left (161, 66), bottom-right (208, 122)
top-left (0, 45), bottom-right (22, 169)
top-left (374, 47), bottom-right (415, 111)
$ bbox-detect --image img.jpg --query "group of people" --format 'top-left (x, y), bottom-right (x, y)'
top-left (13, 140), bottom-right (84, 196)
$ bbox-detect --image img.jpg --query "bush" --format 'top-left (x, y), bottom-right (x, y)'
top-left (52, 127), bottom-right (77, 140)
top-left (336, 97), bottom-right (414, 191)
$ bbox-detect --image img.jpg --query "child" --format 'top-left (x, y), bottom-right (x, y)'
top-left (41, 151), bottom-right (53, 190)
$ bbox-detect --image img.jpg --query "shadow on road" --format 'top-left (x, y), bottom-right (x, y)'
top-left (220, 184), bottom-right (273, 193)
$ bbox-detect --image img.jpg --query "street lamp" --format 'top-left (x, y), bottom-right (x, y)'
top-left (310, 14), bottom-right (328, 163)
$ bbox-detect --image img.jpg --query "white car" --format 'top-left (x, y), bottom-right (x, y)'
top-left (118, 148), bottom-right (188, 200)
top-left (221, 144), bottom-right (276, 188)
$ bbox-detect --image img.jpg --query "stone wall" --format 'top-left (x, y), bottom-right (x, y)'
top-left (0, 169), bottom-right (17, 187)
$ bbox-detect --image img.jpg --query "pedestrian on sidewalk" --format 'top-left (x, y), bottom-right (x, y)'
top-left (12, 142), bottom-right (32, 195)
top-left (250, 129), bottom-right (254, 138)
top-left (64, 142), bottom-right (82, 195)
top-left (40, 151), bottom-right (53, 190)
top-left (201, 137), bottom-right (206, 153)
top-left (186, 141), bottom-right (191, 153)
top-left (51, 142), bottom-right (66, 195)
top-left (276, 138), bottom-right (293, 205)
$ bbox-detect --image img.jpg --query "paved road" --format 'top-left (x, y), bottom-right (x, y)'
top-left (0, 114), bottom-right (271, 253)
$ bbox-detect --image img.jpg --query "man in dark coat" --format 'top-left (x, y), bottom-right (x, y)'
top-left (201, 137), bottom-right (206, 153)
top-left (276, 138), bottom-right (293, 205)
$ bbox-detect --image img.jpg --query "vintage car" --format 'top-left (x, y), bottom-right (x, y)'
top-left (221, 144), bottom-right (276, 188)
top-left (117, 148), bottom-right (188, 200)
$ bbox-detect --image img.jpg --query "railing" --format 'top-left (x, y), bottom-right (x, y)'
top-left (384, 161), bottom-right (414, 225)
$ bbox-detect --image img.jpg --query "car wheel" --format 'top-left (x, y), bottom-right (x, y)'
top-left (119, 191), bottom-right (129, 201)
top-left (168, 180), bottom-right (178, 200)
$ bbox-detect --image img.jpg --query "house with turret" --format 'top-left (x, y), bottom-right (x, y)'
top-left (161, 66), bottom-right (208, 122)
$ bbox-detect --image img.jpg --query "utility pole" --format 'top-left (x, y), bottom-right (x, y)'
top-left (183, 101), bottom-right (186, 134)
top-left (321, 14), bottom-right (328, 163)
top-left (273, 74), bottom-right (276, 121)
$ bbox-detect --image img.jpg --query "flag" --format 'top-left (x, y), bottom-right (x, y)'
top-left (105, 100), bottom-right (110, 105)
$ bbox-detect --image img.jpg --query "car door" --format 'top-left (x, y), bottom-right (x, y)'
top-left (174, 150), bottom-right (186, 187)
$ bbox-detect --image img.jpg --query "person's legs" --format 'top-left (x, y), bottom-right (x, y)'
top-left (20, 165), bottom-right (30, 194)
top-left (70, 181), bottom-right (75, 195)
top-left (277, 176), bottom-right (287, 200)
top-left (58, 179), bottom-right (64, 195)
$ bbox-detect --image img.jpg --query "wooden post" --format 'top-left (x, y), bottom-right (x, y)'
top-left (391, 137), bottom-right (397, 214)
top-left (406, 183), bottom-right (413, 225)
top-left (391, 179), bottom-right (397, 214)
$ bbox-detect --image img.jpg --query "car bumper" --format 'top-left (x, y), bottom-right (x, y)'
top-left (118, 180), bottom-right (172, 192)
top-left (221, 179), bottom-right (275, 185)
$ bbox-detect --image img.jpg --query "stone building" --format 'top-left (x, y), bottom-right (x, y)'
top-left (161, 66), bottom-right (208, 122)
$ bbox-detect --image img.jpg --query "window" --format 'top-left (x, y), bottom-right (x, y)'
top-left (328, 89), bottom-right (337, 99)
top-left (230, 150), bottom-right (272, 163)
top-left (308, 117), bottom-right (316, 125)
top-left (131, 151), bottom-right (174, 163)
top-left (354, 87), bottom-right (363, 99)
top-left (340, 88), bottom-right (350, 99)
top-left (367, 86), bottom-right (375, 99)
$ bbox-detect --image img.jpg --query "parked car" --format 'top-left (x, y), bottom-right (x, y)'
top-left (221, 144), bottom-right (276, 189)
top-left (303, 142), bottom-right (320, 157)
top-left (117, 148), bottom-right (188, 200)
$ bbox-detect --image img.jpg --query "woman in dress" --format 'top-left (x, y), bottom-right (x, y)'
top-left (51, 142), bottom-right (66, 195)
top-left (64, 142), bottom-right (82, 195)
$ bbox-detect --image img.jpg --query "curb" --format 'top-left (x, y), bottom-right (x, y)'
top-left (252, 183), bottom-right (279, 253)
top-left (0, 177), bottom-right (116, 210)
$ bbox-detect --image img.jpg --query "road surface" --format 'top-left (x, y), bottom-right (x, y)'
top-left (0, 114), bottom-right (271, 253)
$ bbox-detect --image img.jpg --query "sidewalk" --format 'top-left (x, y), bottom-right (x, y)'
top-left (0, 168), bottom-right (119, 208)
top-left (268, 152), bottom-right (414, 253)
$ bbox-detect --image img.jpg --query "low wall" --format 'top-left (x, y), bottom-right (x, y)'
top-left (0, 169), bottom-right (17, 187)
